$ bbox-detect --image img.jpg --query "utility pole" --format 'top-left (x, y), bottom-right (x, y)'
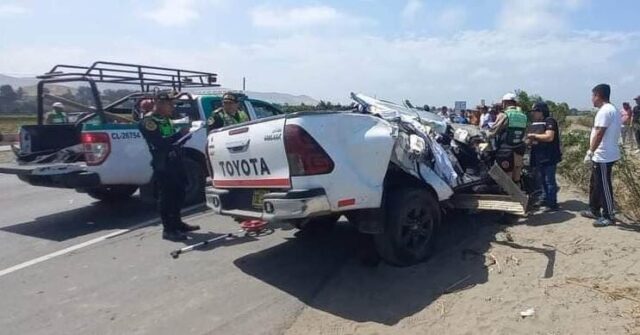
top-left (242, 77), bottom-right (246, 91)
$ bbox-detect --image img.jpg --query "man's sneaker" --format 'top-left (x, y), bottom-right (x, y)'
top-left (177, 222), bottom-right (200, 232)
top-left (162, 230), bottom-right (188, 241)
top-left (580, 210), bottom-right (599, 220)
top-left (593, 217), bottom-right (614, 227)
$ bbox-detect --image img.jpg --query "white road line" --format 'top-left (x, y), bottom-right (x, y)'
top-left (0, 205), bottom-right (208, 278)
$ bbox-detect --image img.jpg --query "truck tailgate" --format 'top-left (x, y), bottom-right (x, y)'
top-left (209, 117), bottom-right (290, 189)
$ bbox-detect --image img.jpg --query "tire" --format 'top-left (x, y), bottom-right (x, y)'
top-left (183, 157), bottom-right (206, 206)
top-left (86, 185), bottom-right (138, 202)
top-left (374, 188), bottom-right (441, 267)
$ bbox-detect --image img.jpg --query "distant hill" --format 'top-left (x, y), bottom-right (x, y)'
top-left (242, 91), bottom-right (318, 106)
top-left (21, 84), bottom-right (76, 97)
top-left (0, 74), bottom-right (319, 106)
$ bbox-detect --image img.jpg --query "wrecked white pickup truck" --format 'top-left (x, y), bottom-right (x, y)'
top-left (206, 93), bottom-right (533, 266)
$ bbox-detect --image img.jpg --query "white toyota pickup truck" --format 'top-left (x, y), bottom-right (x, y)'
top-left (206, 93), bottom-right (531, 266)
top-left (0, 62), bottom-right (283, 205)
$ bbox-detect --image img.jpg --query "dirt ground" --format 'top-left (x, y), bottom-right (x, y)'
top-left (284, 185), bottom-right (640, 335)
top-left (0, 151), bottom-right (13, 163)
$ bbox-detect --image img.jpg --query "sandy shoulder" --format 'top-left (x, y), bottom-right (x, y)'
top-left (285, 186), bottom-right (640, 335)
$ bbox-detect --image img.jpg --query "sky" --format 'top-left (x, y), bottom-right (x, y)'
top-left (0, 0), bottom-right (639, 108)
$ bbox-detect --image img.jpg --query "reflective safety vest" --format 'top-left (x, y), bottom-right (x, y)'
top-left (152, 116), bottom-right (176, 137)
top-left (217, 110), bottom-right (249, 126)
top-left (504, 107), bottom-right (528, 147)
top-left (47, 111), bottom-right (68, 124)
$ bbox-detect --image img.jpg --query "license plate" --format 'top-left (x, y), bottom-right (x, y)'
top-left (252, 190), bottom-right (268, 209)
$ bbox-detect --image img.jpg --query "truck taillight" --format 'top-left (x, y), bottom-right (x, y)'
top-left (284, 124), bottom-right (334, 176)
top-left (81, 132), bottom-right (111, 166)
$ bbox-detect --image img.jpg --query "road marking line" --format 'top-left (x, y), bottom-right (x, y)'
top-left (0, 205), bottom-right (207, 278)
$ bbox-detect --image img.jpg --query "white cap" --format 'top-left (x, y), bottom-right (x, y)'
top-left (502, 93), bottom-right (517, 102)
top-left (52, 102), bottom-right (65, 109)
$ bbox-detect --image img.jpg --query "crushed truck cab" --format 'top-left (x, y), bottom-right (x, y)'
top-left (207, 93), bottom-right (532, 266)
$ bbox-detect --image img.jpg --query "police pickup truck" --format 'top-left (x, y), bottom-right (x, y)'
top-left (206, 93), bottom-right (531, 266)
top-left (0, 62), bottom-right (283, 205)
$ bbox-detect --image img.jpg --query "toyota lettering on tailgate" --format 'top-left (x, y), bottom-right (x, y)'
top-left (218, 158), bottom-right (271, 177)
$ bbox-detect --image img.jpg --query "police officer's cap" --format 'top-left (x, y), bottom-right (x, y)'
top-left (222, 92), bottom-right (239, 102)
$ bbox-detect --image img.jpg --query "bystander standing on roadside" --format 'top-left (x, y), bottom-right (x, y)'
top-left (469, 108), bottom-right (481, 126)
top-left (527, 102), bottom-right (562, 212)
top-left (633, 96), bottom-right (640, 152)
top-left (482, 105), bottom-right (498, 129)
top-left (620, 102), bottom-right (632, 145)
top-left (476, 105), bottom-right (488, 127)
top-left (581, 84), bottom-right (622, 227)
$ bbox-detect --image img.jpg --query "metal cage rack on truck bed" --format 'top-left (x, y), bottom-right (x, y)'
top-left (35, 61), bottom-right (221, 122)
top-left (38, 61), bottom-right (220, 92)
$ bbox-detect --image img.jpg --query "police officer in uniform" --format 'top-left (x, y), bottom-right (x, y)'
top-left (489, 93), bottom-right (528, 183)
top-left (207, 92), bottom-right (249, 130)
top-left (139, 92), bottom-right (200, 241)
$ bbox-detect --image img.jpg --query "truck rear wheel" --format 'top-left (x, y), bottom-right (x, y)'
top-left (183, 157), bottom-right (206, 206)
top-left (374, 188), bottom-right (441, 267)
top-left (86, 185), bottom-right (138, 202)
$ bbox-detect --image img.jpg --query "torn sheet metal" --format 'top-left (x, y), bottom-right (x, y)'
top-left (351, 93), bottom-right (448, 135)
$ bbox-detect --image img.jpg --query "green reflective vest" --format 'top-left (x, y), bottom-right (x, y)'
top-left (217, 110), bottom-right (249, 127)
top-left (504, 107), bottom-right (527, 146)
top-left (152, 116), bottom-right (176, 137)
top-left (47, 111), bottom-right (68, 124)
top-left (209, 108), bottom-right (249, 127)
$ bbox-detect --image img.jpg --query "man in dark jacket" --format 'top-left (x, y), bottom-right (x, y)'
top-left (139, 92), bottom-right (200, 241)
top-left (527, 102), bottom-right (562, 212)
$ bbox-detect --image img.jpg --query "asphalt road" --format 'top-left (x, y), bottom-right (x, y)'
top-left (0, 174), bottom-right (500, 335)
top-left (0, 174), bottom-right (361, 335)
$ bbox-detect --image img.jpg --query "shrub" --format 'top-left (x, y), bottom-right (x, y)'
top-left (559, 130), bottom-right (640, 221)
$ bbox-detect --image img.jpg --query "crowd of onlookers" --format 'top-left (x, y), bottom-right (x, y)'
top-left (426, 86), bottom-right (638, 227)
top-left (429, 95), bottom-right (640, 153)
top-left (427, 103), bottom-right (504, 129)
top-left (620, 96), bottom-right (640, 152)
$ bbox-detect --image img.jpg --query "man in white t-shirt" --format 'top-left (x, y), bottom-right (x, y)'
top-left (581, 84), bottom-right (621, 227)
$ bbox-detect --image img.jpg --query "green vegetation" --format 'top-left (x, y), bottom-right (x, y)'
top-left (0, 115), bottom-right (36, 136)
top-left (558, 123), bottom-right (640, 222)
top-left (275, 100), bottom-right (354, 113)
top-left (516, 90), bottom-right (571, 128)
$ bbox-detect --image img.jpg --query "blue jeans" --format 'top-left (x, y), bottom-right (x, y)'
top-left (538, 164), bottom-right (558, 207)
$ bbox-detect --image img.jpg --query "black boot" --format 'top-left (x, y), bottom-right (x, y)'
top-left (177, 222), bottom-right (201, 232)
top-left (162, 230), bottom-right (188, 241)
